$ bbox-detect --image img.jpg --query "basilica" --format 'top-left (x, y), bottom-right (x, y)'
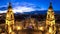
top-left (0, 1), bottom-right (60, 34)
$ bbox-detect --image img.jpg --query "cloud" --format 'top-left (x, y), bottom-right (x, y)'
top-left (0, 10), bottom-right (7, 13)
top-left (0, 6), bottom-right (36, 13)
top-left (13, 6), bottom-right (36, 13)
top-left (12, 2), bottom-right (36, 8)
top-left (12, 2), bottom-right (41, 13)
top-left (0, 2), bottom-right (46, 13)
top-left (0, 2), bottom-right (36, 13)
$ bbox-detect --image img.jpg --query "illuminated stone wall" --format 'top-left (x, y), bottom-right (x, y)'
top-left (45, 2), bottom-right (56, 34)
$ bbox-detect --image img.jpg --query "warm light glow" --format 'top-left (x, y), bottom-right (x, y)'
top-left (33, 24), bottom-right (35, 26)
top-left (5, 3), bottom-right (15, 34)
top-left (46, 5), bottom-right (56, 34)
top-left (11, 32), bottom-right (15, 34)
top-left (8, 9), bottom-right (12, 11)
top-left (45, 32), bottom-right (50, 34)
top-left (7, 14), bottom-right (9, 18)
top-left (51, 16), bottom-right (54, 19)
top-left (49, 27), bottom-right (52, 33)
top-left (38, 26), bottom-right (44, 31)
top-left (16, 26), bottom-right (22, 30)
top-left (59, 28), bottom-right (60, 31)
top-left (9, 27), bottom-right (12, 33)
top-left (48, 9), bottom-right (52, 11)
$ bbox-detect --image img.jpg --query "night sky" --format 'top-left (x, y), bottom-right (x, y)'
top-left (0, 0), bottom-right (60, 13)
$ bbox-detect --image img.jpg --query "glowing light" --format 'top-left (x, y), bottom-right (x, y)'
top-left (49, 27), bottom-right (52, 33)
top-left (46, 3), bottom-right (56, 34)
top-left (8, 9), bottom-right (12, 11)
top-left (48, 9), bottom-right (52, 11)
top-left (16, 26), bottom-right (22, 30)
top-left (45, 32), bottom-right (50, 34)
top-left (33, 24), bottom-right (35, 26)
top-left (9, 27), bottom-right (12, 33)
top-left (59, 28), bottom-right (60, 31)
top-left (7, 14), bottom-right (9, 17)
top-left (38, 26), bottom-right (44, 31)
top-left (11, 32), bottom-right (15, 34)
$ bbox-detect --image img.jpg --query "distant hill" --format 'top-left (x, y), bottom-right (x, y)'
top-left (15, 10), bottom-right (60, 15)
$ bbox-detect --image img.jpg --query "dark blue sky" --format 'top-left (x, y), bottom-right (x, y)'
top-left (0, 0), bottom-right (60, 13)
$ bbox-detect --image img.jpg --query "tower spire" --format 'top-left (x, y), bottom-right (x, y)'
top-left (8, 2), bottom-right (12, 9)
top-left (5, 2), bottom-right (14, 34)
top-left (45, 0), bottom-right (56, 34)
top-left (49, 0), bottom-right (53, 9)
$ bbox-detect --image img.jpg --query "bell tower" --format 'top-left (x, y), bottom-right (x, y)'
top-left (5, 3), bottom-right (14, 34)
top-left (46, 1), bottom-right (56, 34)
